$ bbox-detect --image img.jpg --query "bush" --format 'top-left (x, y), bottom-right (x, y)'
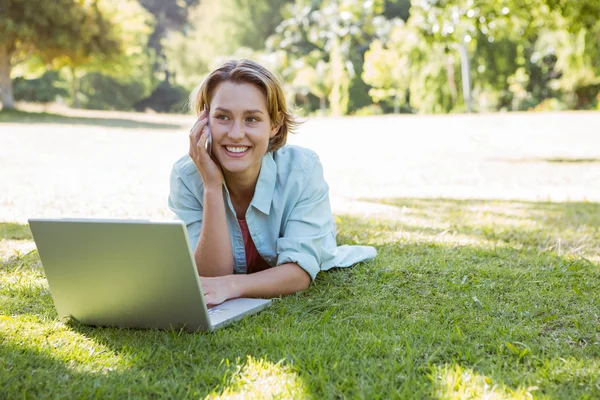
top-left (78, 73), bottom-right (148, 111)
top-left (13, 71), bottom-right (69, 103)
top-left (529, 98), bottom-right (568, 112)
top-left (134, 81), bottom-right (189, 113)
top-left (352, 104), bottom-right (384, 116)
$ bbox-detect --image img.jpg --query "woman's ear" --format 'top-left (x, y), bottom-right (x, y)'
top-left (270, 112), bottom-right (283, 137)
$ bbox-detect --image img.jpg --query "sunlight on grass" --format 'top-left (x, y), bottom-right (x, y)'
top-left (431, 364), bottom-right (536, 399)
top-left (0, 240), bottom-right (37, 261)
top-left (359, 198), bottom-right (600, 263)
top-left (208, 355), bottom-right (308, 399)
top-left (546, 357), bottom-right (600, 387)
top-left (0, 318), bottom-right (127, 375)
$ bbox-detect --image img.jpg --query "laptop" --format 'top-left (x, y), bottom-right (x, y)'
top-left (28, 218), bottom-right (271, 332)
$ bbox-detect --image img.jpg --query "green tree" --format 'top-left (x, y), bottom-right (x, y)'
top-left (363, 20), bottom-right (419, 113)
top-left (535, 21), bottom-right (600, 109)
top-left (163, 0), bottom-right (292, 90)
top-left (292, 57), bottom-right (332, 114)
top-left (51, 0), bottom-right (154, 108)
top-left (542, 0), bottom-right (600, 32)
top-left (398, 0), bottom-right (556, 113)
top-left (138, 0), bottom-right (199, 81)
top-left (267, 0), bottom-right (392, 115)
top-left (0, 0), bottom-right (98, 109)
top-left (328, 37), bottom-right (351, 116)
top-left (0, 0), bottom-right (151, 110)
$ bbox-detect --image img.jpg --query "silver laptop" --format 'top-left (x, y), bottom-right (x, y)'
top-left (28, 218), bottom-right (271, 332)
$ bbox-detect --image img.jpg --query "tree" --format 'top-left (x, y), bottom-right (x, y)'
top-left (267, 0), bottom-right (392, 115)
top-left (163, 0), bottom-right (292, 90)
top-left (542, 0), bottom-right (600, 33)
top-left (534, 20), bottom-right (600, 109)
top-left (401, 0), bottom-right (560, 113)
top-left (328, 36), bottom-right (351, 115)
top-left (50, 0), bottom-right (154, 108)
top-left (137, 0), bottom-right (199, 81)
top-left (363, 20), bottom-right (418, 113)
top-left (0, 0), bottom-right (139, 110)
top-left (292, 58), bottom-right (332, 114)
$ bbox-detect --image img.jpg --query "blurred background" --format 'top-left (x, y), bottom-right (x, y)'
top-left (2, 0), bottom-right (599, 116)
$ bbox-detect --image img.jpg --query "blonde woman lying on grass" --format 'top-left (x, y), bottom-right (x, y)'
top-left (169, 59), bottom-right (376, 306)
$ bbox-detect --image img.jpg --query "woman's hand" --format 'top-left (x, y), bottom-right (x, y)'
top-left (200, 276), bottom-right (236, 307)
top-left (189, 108), bottom-right (223, 190)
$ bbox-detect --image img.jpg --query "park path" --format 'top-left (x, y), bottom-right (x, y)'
top-left (1, 111), bottom-right (599, 223)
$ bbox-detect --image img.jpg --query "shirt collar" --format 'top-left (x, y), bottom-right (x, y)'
top-left (249, 152), bottom-right (276, 215)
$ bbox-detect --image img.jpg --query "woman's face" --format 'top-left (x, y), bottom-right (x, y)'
top-left (208, 81), bottom-right (278, 180)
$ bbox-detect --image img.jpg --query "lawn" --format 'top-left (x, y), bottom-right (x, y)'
top-left (1, 109), bottom-right (599, 398)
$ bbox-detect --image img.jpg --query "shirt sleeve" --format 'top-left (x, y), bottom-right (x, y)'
top-left (276, 156), bottom-right (336, 281)
top-left (168, 165), bottom-right (203, 250)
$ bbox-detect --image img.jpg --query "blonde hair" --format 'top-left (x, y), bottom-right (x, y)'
top-left (190, 59), bottom-right (299, 152)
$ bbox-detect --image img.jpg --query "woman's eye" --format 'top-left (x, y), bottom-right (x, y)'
top-left (215, 114), bottom-right (228, 120)
top-left (247, 117), bottom-right (258, 123)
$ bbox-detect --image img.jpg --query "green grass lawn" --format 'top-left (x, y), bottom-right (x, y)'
top-left (1, 198), bottom-right (598, 399)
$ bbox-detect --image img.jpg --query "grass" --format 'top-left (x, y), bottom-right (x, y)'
top-left (1, 198), bottom-right (599, 398)
top-left (0, 109), bottom-right (183, 130)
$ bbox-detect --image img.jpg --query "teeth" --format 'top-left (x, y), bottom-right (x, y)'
top-left (226, 146), bottom-right (249, 153)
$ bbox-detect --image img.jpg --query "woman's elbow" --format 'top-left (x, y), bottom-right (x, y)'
top-left (294, 266), bottom-right (312, 292)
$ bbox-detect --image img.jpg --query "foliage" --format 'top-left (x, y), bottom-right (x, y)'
top-left (77, 73), bottom-right (148, 111)
top-left (362, 0), bottom-right (600, 113)
top-left (0, 0), bottom-right (104, 108)
top-left (0, 0), bottom-right (115, 64)
top-left (51, 0), bottom-right (154, 108)
top-left (137, 0), bottom-right (199, 78)
top-left (535, 23), bottom-right (600, 109)
top-left (266, 0), bottom-right (394, 114)
top-left (163, 0), bottom-right (292, 90)
top-left (13, 71), bottom-right (69, 104)
top-left (529, 97), bottom-right (568, 112)
top-left (133, 80), bottom-right (189, 113)
top-left (0, 0), bottom-right (155, 110)
top-left (363, 20), bottom-right (418, 113)
top-left (352, 104), bottom-right (384, 116)
top-left (3, 0), bottom-right (600, 114)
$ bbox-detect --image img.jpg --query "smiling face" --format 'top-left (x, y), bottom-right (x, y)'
top-left (208, 81), bottom-right (280, 183)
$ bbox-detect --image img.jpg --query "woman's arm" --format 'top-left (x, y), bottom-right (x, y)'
top-left (194, 187), bottom-right (234, 276)
top-left (201, 263), bottom-right (310, 306)
top-left (187, 108), bottom-right (234, 277)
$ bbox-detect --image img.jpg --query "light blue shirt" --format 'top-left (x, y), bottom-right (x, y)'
top-left (168, 144), bottom-right (377, 280)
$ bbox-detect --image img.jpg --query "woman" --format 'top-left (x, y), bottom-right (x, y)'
top-left (169, 59), bottom-right (376, 306)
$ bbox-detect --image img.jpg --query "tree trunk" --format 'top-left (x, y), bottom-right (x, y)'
top-left (0, 43), bottom-right (15, 110)
top-left (458, 39), bottom-right (471, 113)
top-left (319, 96), bottom-right (326, 115)
top-left (70, 67), bottom-right (80, 109)
top-left (446, 53), bottom-right (458, 105)
top-left (393, 92), bottom-right (400, 114)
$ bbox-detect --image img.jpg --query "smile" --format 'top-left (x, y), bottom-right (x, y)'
top-left (225, 146), bottom-right (250, 154)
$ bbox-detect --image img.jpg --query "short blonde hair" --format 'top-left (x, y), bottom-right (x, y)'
top-left (190, 59), bottom-right (299, 152)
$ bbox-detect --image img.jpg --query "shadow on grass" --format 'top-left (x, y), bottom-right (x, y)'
top-left (501, 157), bottom-right (600, 164)
top-left (1, 203), bottom-right (599, 397)
top-left (0, 109), bottom-right (183, 130)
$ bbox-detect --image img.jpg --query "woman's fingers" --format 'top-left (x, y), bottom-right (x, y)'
top-left (204, 293), bottom-right (214, 307)
top-left (188, 115), bottom-right (208, 159)
top-left (196, 127), bottom-right (211, 158)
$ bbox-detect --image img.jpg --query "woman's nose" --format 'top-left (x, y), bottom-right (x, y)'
top-left (228, 120), bottom-right (244, 140)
